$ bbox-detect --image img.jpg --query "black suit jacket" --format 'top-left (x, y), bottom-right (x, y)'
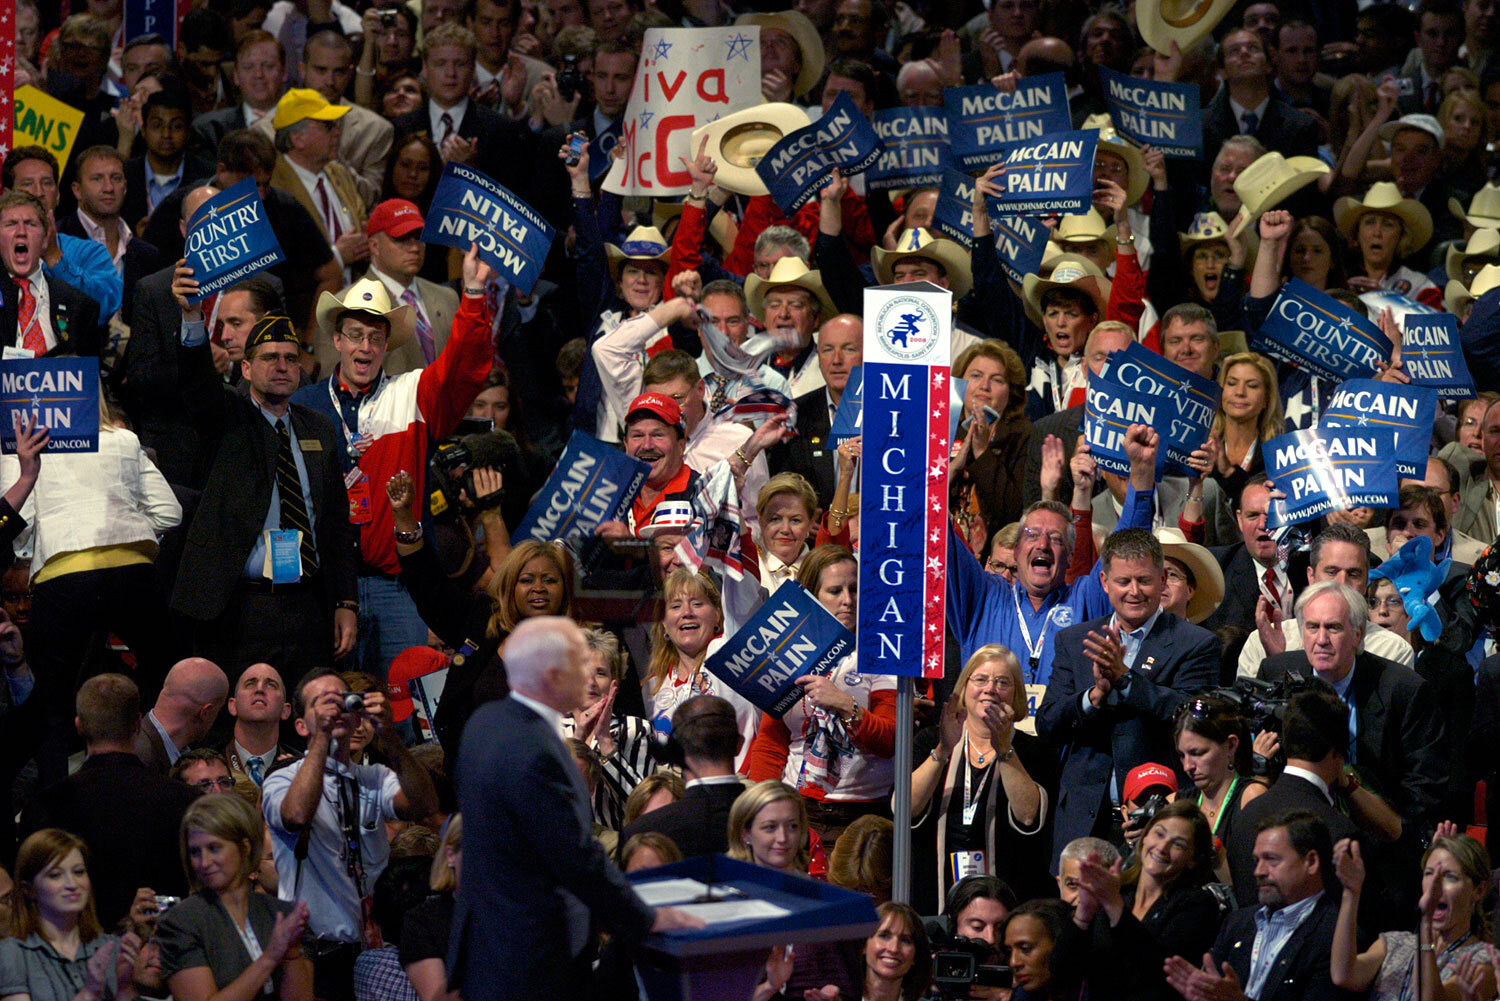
top-left (192, 105), bottom-right (248, 157)
top-left (618, 780), bottom-right (742, 860)
top-left (54, 213), bottom-right (164, 329)
top-left (1226, 773), bottom-right (1358, 907)
top-left (1036, 611), bottom-right (1220, 859)
top-left (450, 697), bottom-right (655, 1001)
top-left (120, 263), bottom-right (206, 486)
top-left (1415, 179), bottom-right (1469, 271)
top-left (767, 388), bottom-right (838, 512)
top-left (122, 153), bottom-right (217, 231)
top-left (392, 103), bottom-right (536, 206)
top-left (1200, 543), bottom-right (1266, 635)
top-left (0, 271), bottom-right (102, 358)
top-left (1212, 895), bottom-right (1355, 1001)
top-left (1202, 89), bottom-right (1322, 160)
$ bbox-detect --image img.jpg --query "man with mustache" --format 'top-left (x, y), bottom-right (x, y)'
top-left (595, 393), bottom-right (702, 540)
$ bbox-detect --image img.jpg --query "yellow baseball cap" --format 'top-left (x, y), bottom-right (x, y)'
top-left (271, 88), bottom-right (352, 130)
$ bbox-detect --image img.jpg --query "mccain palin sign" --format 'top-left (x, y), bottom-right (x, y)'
top-left (943, 74), bottom-right (1072, 171)
top-left (705, 581), bottom-right (856, 716)
top-left (755, 91), bottom-right (883, 214)
top-left (512, 431), bottom-right (650, 542)
top-left (0, 358), bottom-right (100, 453)
top-left (422, 162), bottom-right (556, 297)
top-left (1099, 67), bottom-right (1202, 159)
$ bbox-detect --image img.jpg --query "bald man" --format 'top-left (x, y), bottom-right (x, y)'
top-left (133, 656), bottom-right (229, 775)
top-left (1017, 36), bottom-right (1075, 76)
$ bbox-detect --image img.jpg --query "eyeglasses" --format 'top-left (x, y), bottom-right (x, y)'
top-left (339, 331), bottom-right (389, 347)
top-left (1019, 526), bottom-right (1068, 548)
top-left (986, 559), bottom-right (1019, 575)
top-left (193, 776), bottom-right (237, 792)
top-left (1370, 596), bottom-right (1407, 611)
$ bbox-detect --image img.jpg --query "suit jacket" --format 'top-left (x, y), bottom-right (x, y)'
top-left (450, 697), bottom-right (655, 1001)
top-left (122, 153), bottom-right (217, 231)
top-left (1202, 88), bottom-right (1321, 160)
top-left (269, 156), bottom-right (368, 250)
top-left (767, 388), bottom-right (838, 512)
top-left (53, 213), bottom-right (165, 329)
top-left (618, 780), bottom-right (743, 860)
top-left (1212, 895), bottom-right (1354, 1001)
top-left (1226, 773), bottom-right (1358, 907)
top-left (392, 102), bottom-right (536, 206)
top-left (193, 104), bottom-right (250, 156)
top-left (133, 718), bottom-right (172, 775)
top-left (313, 273), bottom-right (458, 376)
top-left (0, 270), bottom-right (102, 358)
top-left (1036, 610), bottom-right (1220, 859)
top-left (1199, 542), bottom-right (1269, 635)
top-left (1454, 476), bottom-right (1496, 543)
top-left (254, 102), bottom-right (392, 205)
top-left (1415, 178), bottom-right (1469, 270)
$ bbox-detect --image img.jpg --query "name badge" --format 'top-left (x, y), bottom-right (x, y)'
top-left (347, 476), bottom-right (372, 525)
top-left (1016, 683), bottom-right (1047, 736)
top-left (2, 347), bottom-right (36, 361)
top-left (263, 529), bottom-right (303, 583)
top-left (949, 850), bottom-right (988, 883)
top-left (299, 438), bottom-right (323, 452)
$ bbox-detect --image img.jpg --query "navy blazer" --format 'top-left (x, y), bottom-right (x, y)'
top-left (1202, 89), bottom-right (1321, 161)
top-left (1199, 542), bottom-right (1265, 636)
top-left (1037, 610), bottom-right (1220, 861)
top-left (0, 271), bottom-right (102, 358)
top-left (767, 388), bottom-right (838, 513)
top-left (1211, 895), bottom-right (1357, 1001)
top-left (450, 696), bottom-right (655, 1001)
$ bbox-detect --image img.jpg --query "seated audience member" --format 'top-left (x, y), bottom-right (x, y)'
top-left (400, 816), bottom-right (461, 1001)
top-left (620, 696), bottom-right (745, 859)
top-left (355, 858), bottom-right (429, 1001)
top-left (828, 815), bottom-right (894, 904)
top-left (620, 833), bottom-right (683, 873)
top-left (622, 772), bottom-right (687, 831)
top-left (560, 627), bottom-right (655, 831)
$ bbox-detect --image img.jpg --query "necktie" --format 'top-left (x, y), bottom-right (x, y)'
top-left (275, 419), bottom-right (319, 574)
top-left (401, 289), bottom-right (436, 364)
top-left (1262, 566), bottom-right (1282, 610)
top-left (315, 176), bottom-right (343, 242)
top-left (1425, 81), bottom-right (1440, 113)
top-left (439, 112), bottom-right (455, 145)
top-left (13, 277), bottom-right (44, 356)
top-left (1240, 109), bottom-right (1259, 134)
top-left (248, 756), bottom-right (264, 785)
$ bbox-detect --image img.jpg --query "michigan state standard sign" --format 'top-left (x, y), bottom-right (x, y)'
top-left (858, 283), bottom-right (951, 678)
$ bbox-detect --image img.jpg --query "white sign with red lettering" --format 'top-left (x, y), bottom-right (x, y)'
top-left (602, 26), bottom-right (762, 197)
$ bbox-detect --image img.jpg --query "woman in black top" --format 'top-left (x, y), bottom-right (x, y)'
top-left (1114, 800), bottom-right (1227, 962)
top-left (400, 816), bottom-right (460, 1001)
top-left (1173, 696), bottom-right (1268, 882)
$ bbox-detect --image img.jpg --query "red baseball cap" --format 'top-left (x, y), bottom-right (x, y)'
top-left (626, 391), bottom-right (685, 433)
top-left (386, 645), bottom-right (449, 722)
top-left (366, 199), bottom-right (425, 238)
top-left (1123, 762), bottom-right (1178, 804)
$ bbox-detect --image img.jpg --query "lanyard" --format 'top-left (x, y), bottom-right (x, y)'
top-left (1013, 585), bottom-right (1054, 682)
top-left (1399, 931), bottom-right (1471, 1001)
top-left (326, 377), bottom-right (383, 461)
top-left (335, 772), bottom-right (366, 897)
top-left (961, 734), bottom-right (993, 827)
top-left (1205, 774), bottom-right (1240, 840)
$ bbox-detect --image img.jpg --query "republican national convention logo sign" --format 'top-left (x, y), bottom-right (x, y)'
top-left (874, 294), bottom-right (943, 363)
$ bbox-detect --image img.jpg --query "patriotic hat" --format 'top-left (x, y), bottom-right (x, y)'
top-left (605, 226), bottom-right (672, 282)
top-left (639, 500), bottom-right (695, 539)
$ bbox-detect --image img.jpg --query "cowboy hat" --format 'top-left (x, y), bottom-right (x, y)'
top-left (1446, 229), bottom-right (1500, 286)
top-left (1179, 211), bottom-right (1232, 254)
top-left (1444, 262), bottom-right (1500, 317)
top-left (316, 277), bottom-right (415, 349)
top-left (1333, 181), bottom-right (1433, 258)
top-left (871, 227), bottom-right (974, 298)
top-left (1053, 209), bottom-right (1118, 257)
top-left (1081, 113), bottom-right (1149, 206)
top-left (1137, 0), bottom-right (1238, 57)
top-left (1021, 253), bottom-right (1112, 327)
top-left (690, 103), bottom-right (811, 197)
top-left (744, 257), bottom-right (837, 321)
top-left (605, 225), bottom-right (672, 282)
top-left (1233, 151), bottom-right (1330, 221)
top-left (1450, 183), bottom-right (1500, 229)
top-left (1158, 527), bottom-right (1225, 624)
top-left (1377, 113), bottom-right (1445, 147)
top-left (735, 10), bottom-right (826, 100)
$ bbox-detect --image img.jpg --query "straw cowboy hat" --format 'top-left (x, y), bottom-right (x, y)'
top-left (1137, 0), bottom-right (1239, 57)
top-left (1054, 209), bottom-right (1117, 257)
top-left (735, 10), bottom-right (826, 100)
top-left (1444, 262), bottom-right (1500, 317)
top-left (1158, 528), bottom-right (1225, 624)
top-left (744, 257), bottom-right (837, 320)
top-left (1233, 151), bottom-right (1330, 221)
top-left (690, 103), bottom-right (811, 198)
top-left (1334, 181), bottom-right (1433, 258)
top-left (1446, 229), bottom-right (1500, 285)
top-left (871, 227), bottom-right (974, 299)
top-left (1082, 114), bottom-right (1149, 206)
top-left (316, 277), bottom-right (415, 348)
top-left (1450, 183), bottom-right (1500, 229)
top-left (605, 225), bottom-right (672, 282)
top-left (1021, 253), bottom-right (1112, 326)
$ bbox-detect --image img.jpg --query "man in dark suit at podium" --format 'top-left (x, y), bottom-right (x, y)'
top-left (620, 695), bottom-right (745, 859)
top-left (451, 617), bottom-right (702, 1001)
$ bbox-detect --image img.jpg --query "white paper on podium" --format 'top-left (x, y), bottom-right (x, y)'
top-left (634, 879), bottom-right (716, 906)
top-left (673, 899), bottom-right (790, 923)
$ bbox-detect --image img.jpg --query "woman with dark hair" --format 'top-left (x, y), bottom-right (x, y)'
top-left (355, 3), bottom-right (420, 110)
top-left (375, 70), bottom-right (424, 120)
top-left (857, 902), bottom-right (931, 1001)
top-left (1280, 217), bottom-right (1349, 292)
top-left (380, 134), bottom-right (448, 284)
top-left (1174, 697), bottom-right (1268, 878)
top-left (1004, 899), bottom-right (1072, 1001)
top-left (1113, 800), bottom-right (1226, 961)
top-left (947, 341), bottom-right (1033, 554)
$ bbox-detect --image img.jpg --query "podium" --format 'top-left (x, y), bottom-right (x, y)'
top-left (628, 855), bottom-right (879, 1001)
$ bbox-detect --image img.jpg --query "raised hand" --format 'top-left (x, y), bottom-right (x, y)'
top-left (681, 134), bottom-right (718, 196)
top-left (267, 901), bottom-right (310, 962)
top-left (385, 469), bottom-right (416, 511)
top-left (1332, 838), bottom-right (1365, 894)
top-left (463, 241), bottom-right (497, 289)
top-left (559, 131), bottom-right (590, 185)
top-left (1259, 209), bottom-right (1292, 244)
top-left (1039, 433), bottom-right (1066, 500)
top-left (171, 260), bottom-right (201, 314)
top-left (672, 269), bottom-right (703, 303)
top-left (820, 167), bottom-right (848, 204)
top-left (1069, 442), bottom-right (1098, 494)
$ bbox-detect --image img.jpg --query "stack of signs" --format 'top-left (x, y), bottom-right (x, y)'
top-left (1100, 342), bottom-right (1220, 476)
top-left (1083, 371), bottom-right (1165, 477)
top-left (421, 163), bottom-right (556, 296)
top-left (704, 582), bottom-right (856, 715)
top-left (0, 358), bottom-right (101, 454)
top-left (989, 130), bottom-right (1099, 216)
top-left (755, 92), bottom-right (884, 215)
top-left (867, 108), bottom-right (952, 190)
top-left (1261, 427), bottom-right (1402, 528)
top-left (1401, 313), bottom-right (1476, 398)
top-left (183, 178), bottom-right (286, 302)
top-left (1253, 278), bottom-right (1393, 382)
top-left (828, 366), bottom-right (863, 444)
top-left (1318, 379), bottom-right (1437, 478)
top-left (943, 75), bottom-right (1072, 171)
top-left (1099, 67), bottom-right (1203, 159)
top-left (512, 431), bottom-right (651, 542)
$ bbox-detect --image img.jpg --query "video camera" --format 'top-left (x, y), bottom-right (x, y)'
top-left (930, 936), bottom-right (1012, 999)
top-left (1198, 674), bottom-right (1322, 774)
top-left (426, 421), bottom-right (521, 521)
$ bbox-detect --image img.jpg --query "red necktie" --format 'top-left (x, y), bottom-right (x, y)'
top-left (13, 277), bottom-right (44, 356)
top-left (316, 176), bottom-right (343, 242)
top-left (1263, 566), bottom-right (1282, 610)
top-left (439, 112), bottom-right (455, 145)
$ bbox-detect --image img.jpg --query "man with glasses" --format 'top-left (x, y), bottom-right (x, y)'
top-left (170, 747), bottom-right (238, 792)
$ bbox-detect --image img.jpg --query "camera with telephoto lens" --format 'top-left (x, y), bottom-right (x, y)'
top-left (1127, 792), bottom-right (1169, 829)
top-left (1198, 675), bottom-right (1320, 775)
top-left (930, 937), bottom-right (1012, 998)
top-left (557, 54), bottom-right (582, 102)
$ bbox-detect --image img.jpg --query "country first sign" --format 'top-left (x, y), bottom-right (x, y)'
top-left (183, 178), bottom-right (285, 303)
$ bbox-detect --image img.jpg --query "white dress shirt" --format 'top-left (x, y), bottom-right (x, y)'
top-left (285, 157), bottom-right (355, 270)
top-left (429, 97), bottom-right (470, 146)
top-left (76, 209), bottom-right (132, 275)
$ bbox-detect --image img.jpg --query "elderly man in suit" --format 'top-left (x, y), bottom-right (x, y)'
top-left (269, 88), bottom-right (368, 286)
top-left (1202, 28), bottom-right (1321, 159)
top-left (133, 657), bottom-right (229, 774)
top-left (451, 617), bottom-right (700, 1001)
top-left (0, 191), bottom-right (102, 358)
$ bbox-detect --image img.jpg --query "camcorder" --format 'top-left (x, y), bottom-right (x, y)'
top-left (1199, 675), bottom-right (1322, 774)
top-left (557, 54), bottom-right (583, 102)
top-left (930, 937), bottom-right (1012, 998)
top-left (1127, 792), bottom-right (1170, 829)
top-left (427, 421), bottom-right (520, 522)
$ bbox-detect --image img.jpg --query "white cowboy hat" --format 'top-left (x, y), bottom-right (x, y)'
top-left (316, 277), bottom-right (415, 349)
top-left (1446, 229), bottom-right (1500, 285)
top-left (1377, 113), bottom-right (1445, 147)
top-left (735, 10), bottom-right (826, 100)
top-left (1444, 262), bottom-right (1500, 317)
top-left (690, 103), bottom-right (812, 198)
top-left (605, 225), bottom-right (672, 282)
top-left (744, 256), bottom-right (837, 321)
top-left (1233, 151), bottom-right (1330, 220)
top-left (1054, 209), bottom-right (1118, 258)
top-left (871, 227), bottom-right (974, 299)
top-left (1334, 181), bottom-right (1434, 258)
top-left (1137, 0), bottom-right (1239, 58)
top-left (1158, 527), bottom-right (1225, 624)
top-left (1021, 253), bottom-right (1112, 327)
top-left (1082, 113), bottom-right (1149, 206)
top-left (1450, 183), bottom-right (1500, 229)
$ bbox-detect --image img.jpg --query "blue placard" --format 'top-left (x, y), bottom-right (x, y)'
top-left (755, 92), bottom-right (884, 215)
top-left (0, 357), bottom-right (100, 453)
top-left (931, 169), bottom-right (978, 247)
top-left (1083, 373), bottom-right (1166, 477)
top-left (421, 162), bottom-right (556, 297)
top-left (930, 170), bottom-right (1048, 284)
top-left (704, 581), bottom-right (855, 716)
top-left (829, 366), bottom-right (862, 444)
top-left (511, 431), bottom-right (650, 542)
top-left (125, 0), bottom-right (177, 47)
top-left (1253, 278), bottom-right (1393, 384)
top-left (1101, 342), bottom-right (1220, 477)
top-left (1262, 427), bottom-right (1402, 527)
top-left (1318, 379), bottom-right (1437, 479)
top-left (943, 75), bottom-right (1073, 171)
top-left (1401, 314), bottom-right (1476, 399)
top-left (1099, 67), bottom-right (1202, 159)
top-left (990, 130), bottom-right (1099, 216)
top-left (182, 177), bottom-right (285, 303)
top-left (866, 108), bottom-right (952, 191)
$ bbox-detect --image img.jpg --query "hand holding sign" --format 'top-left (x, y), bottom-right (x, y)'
top-left (11, 414), bottom-right (50, 489)
top-left (171, 260), bottom-right (201, 316)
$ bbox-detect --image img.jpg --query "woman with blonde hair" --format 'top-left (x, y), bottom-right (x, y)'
top-left (751, 473), bottom-right (819, 593)
top-left (155, 796), bottom-right (312, 1001)
top-left (1438, 89), bottom-right (1491, 191)
top-left (622, 773), bottom-right (687, 829)
top-left (1208, 352), bottom-right (1285, 503)
top-left (399, 816), bottom-right (461, 1001)
top-left (561, 627), bottom-right (656, 830)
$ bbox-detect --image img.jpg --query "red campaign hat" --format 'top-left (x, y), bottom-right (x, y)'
top-left (386, 645), bottom-right (449, 722)
top-left (1123, 762), bottom-right (1178, 804)
top-left (626, 391), bottom-right (685, 433)
top-left (366, 199), bottom-right (425, 238)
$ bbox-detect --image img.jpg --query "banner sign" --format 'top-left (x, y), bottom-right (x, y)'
top-left (756, 91), bottom-right (883, 214)
top-left (1099, 67), bottom-right (1202, 159)
top-left (943, 75), bottom-right (1072, 171)
top-left (989, 130), bottom-right (1099, 215)
top-left (859, 282), bottom-right (951, 678)
top-left (829, 366), bottom-right (863, 444)
top-left (866, 108), bottom-right (952, 191)
top-left (1262, 427), bottom-right (1402, 527)
top-left (1083, 374), bottom-right (1164, 477)
top-left (1401, 313), bottom-right (1476, 399)
top-left (1319, 379), bottom-right (1437, 479)
top-left (0, 13), bottom-right (13, 155)
top-left (603, 26), bottom-right (761, 196)
top-left (1101, 342), bottom-right (1220, 476)
top-left (704, 581), bottom-right (855, 716)
top-left (422, 162), bottom-right (555, 297)
top-left (1253, 278), bottom-right (1392, 384)
top-left (512, 431), bottom-right (650, 542)
top-left (0, 357), bottom-right (100, 453)
top-left (930, 170), bottom-right (1048, 284)
top-left (931, 169), bottom-right (978, 247)
top-left (12, 87), bottom-right (86, 172)
top-left (125, 0), bottom-right (177, 47)
top-left (183, 178), bottom-right (285, 303)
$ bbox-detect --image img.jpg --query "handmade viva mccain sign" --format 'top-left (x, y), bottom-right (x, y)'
top-left (943, 74), bottom-right (1072, 171)
top-left (704, 581), bottom-right (856, 716)
top-left (858, 283), bottom-right (951, 678)
top-left (1253, 278), bottom-right (1393, 384)
top-left (1319, 379), bottom-right (1437, 479)
top-left (1400, 313), bottom-right (1475, 399)
top-left (866, 108), bottom-right (952, 190)
top-left (756, 92), bottom-right (883, 214)
top-left (1262, 427), bottom-right (1402, 528)
top-left (0, 358), bottom-right (100, 454)
top-left (512, 431), bottom-right (650, 542)
top-left (930, 170), bottom-right (1049, 284)
top-left (829, 366), bottom-right (863, 444)
top-left (990, 130), bottom-right (1099, 215)
top-left (1102, 342), bottom-right (1220, 477)
top-left (183, 178), bottom-right (285, 302)
top-left (1099, 67), bottom-right (1203, 159)
top-left (12, 87), bottom-right (86, 172)
top-left (422, 162), bottom-right (555, 296)
top-left (603, 26), bottom-right (761, 196)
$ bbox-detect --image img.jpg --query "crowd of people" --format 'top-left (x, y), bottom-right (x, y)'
top-left (3, 0), bottom-right (1500, 997)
